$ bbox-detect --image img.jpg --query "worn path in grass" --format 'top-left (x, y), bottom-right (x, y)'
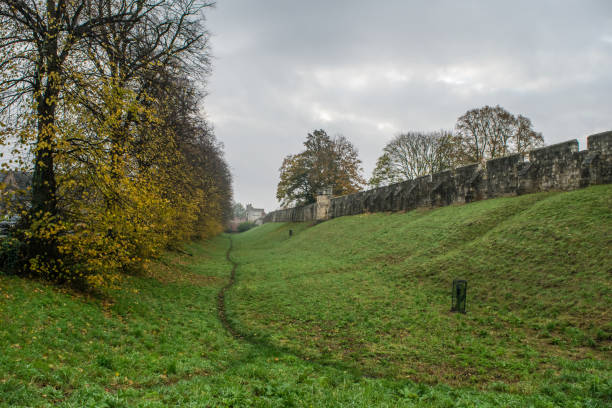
top-left (217, 236), bottom-right (366, 379)
top-left (217, 236), bottom-right (240, 338)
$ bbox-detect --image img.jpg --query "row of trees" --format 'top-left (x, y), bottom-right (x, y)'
top-left (277, 106), bottom-right (544, 206)
top-left (0, 1), bottom-right (232, 287)
top-left (369, 105), bottom-right (544, 187)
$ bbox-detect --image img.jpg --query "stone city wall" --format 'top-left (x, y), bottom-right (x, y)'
top-left (263, 130), bottom-right (612, 223)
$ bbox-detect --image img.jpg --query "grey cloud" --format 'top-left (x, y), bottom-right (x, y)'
top-left (206, 0), bottom-right (612, 211)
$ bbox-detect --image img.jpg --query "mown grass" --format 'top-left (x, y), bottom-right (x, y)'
top-left (1, 185), bottom-right (610, 407)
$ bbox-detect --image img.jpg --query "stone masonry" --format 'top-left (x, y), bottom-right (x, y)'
top-left (263, 130), bottom-right (612, 223)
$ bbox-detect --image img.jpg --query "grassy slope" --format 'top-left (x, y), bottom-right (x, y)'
top-left (228, 185), bottom-right (611, 398)
top-left (0, 185), bottom-right (610, 407)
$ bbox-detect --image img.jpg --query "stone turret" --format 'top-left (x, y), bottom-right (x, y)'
top-left (315, 186), bottom-right (332, 221)
top-left (245, 204), bottom-right (266, 224)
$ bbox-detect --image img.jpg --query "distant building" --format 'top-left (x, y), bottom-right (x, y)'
top-left (226, 203), bottom-right (266, 231)
top-left (246, 204), bottom-right (265, 225)
top-left (0, 170), bottom-right (31, 234)
top-left (0, 171), bottom-right (30, 192)
top-left (1, 170), bottom-right (31, 210)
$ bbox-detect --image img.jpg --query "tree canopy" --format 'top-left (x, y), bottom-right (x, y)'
top-left (0, 0), bottom-right (231, 287)
top-left (276, 129), bottom-right (365, 207)
top-left (232, 202), bottom-right (247, 220)
top-left (370, 106), bottom-right (544, 187)
top-left (454, 105), bottom-right (543, 163)
top-left (369, 131), bottom-right (455, 187)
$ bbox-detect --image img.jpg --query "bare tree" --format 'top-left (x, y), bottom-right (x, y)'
top-left (369, 131), bottom-right (454, 187)
top-left (515, 114), bottom-right (544, 153)
top-left (455, 105), bottom-right (543, 164)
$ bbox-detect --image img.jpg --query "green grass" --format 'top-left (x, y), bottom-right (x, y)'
top-left (1, 185), bottom-right (611, 407)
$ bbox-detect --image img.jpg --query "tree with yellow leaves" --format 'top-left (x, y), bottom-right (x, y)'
top-left (0, 1), bottom-right (231, 287)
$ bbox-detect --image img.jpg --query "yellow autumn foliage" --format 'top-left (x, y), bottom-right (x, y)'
top-left (2, 77), bottom-right (231, 289)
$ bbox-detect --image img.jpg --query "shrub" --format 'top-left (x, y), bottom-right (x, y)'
top-left (237, 222), bottom-right (257, 233)
top-left (0, 236), bottom-right (24, 275)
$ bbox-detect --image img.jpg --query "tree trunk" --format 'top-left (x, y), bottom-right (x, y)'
top-left (27, 4), bottom-right (62, 276)
top-left (32, 95), bottom-right (58, 218)
top-left (27, 84), bottom-right (61, 277)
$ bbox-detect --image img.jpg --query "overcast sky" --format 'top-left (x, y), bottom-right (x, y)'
top-left (205, 0), bottom-right (612, 211)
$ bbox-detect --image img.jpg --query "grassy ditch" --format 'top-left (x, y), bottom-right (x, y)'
top-left (227, 185), bottom-right (611, 401)
top-left (0, 185), bottom-right (610, 407)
